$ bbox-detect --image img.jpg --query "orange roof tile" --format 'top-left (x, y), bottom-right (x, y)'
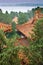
top-left (0, 23), bottom-right (12, 32)
top-left (16, 18), bottom-right (34, 38)
top-left (16, 10), bottom-right (43, 38)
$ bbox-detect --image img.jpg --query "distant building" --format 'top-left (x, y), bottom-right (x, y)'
top-left (12, 16), bottom-right (18, 24)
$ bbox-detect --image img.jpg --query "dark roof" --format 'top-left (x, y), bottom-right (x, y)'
top-left (14, 38), bottom-right (29, 47)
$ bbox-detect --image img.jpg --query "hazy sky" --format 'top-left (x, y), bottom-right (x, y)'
top-left (0, 0), bottom-right (43, 3)
top-left (0, 0), bottom-right (43, 13)
top-left (0, 0), bottom-right (43, 6)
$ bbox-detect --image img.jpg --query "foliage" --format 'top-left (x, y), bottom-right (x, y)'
top-left (0, 30), bottom-right (8, 52)
top-left (29, 19), bottom-right (43, 65)
top-left (0, 7), bottom-right (43, 24)
top-left (0, 7), bottom-right (43, 65)
top-left (18, 12), bottom-right (28, 24)
top-left (0, 29), bottom-right (29, 65)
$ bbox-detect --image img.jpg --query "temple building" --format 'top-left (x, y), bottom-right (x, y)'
top-left (16, 10), bottom-right (43, 38)
top-left (0, 10), bottom-right (43, 47)
top-left (15, 10), bottom-right (43, 47)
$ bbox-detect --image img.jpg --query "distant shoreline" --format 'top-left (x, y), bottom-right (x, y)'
top-left (0, 2), bottom-right (43, 6)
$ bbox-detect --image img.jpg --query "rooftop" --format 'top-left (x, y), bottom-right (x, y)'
top-left (0, 23), bottom-right (12, 32)
top-left (16, 10), bottom-right (43, 38)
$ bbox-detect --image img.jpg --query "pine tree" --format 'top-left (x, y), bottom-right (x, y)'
top-left (29, 19), bottom-right (43, 65)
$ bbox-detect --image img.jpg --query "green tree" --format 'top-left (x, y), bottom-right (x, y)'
top-left (0, 30), bottom-right (20, 65)
top-left (10, 11), bottom-right (18, 19)
top-left (0, 29), bottom-right (29, 65)
top-left (18, 12), bottom-right (28, 24)
top-left (4, 11), bottom-right (12, 24)
top-left (29, 19), bottom-right (43, 65)
top-left (0, 30), bottom-right (8, 52)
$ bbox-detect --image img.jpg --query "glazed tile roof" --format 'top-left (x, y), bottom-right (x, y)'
top-left (16, 10), bottom-right (43, 38)
top-left (16, 18), bottom-right (34, 38)
top-left (0, 23), bottom-right (12, 32)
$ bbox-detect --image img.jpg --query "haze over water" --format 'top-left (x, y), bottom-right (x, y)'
top-left (0, 6), bottom-right (38, 13)
top-left (0, 0), bottom-right (43, 13)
